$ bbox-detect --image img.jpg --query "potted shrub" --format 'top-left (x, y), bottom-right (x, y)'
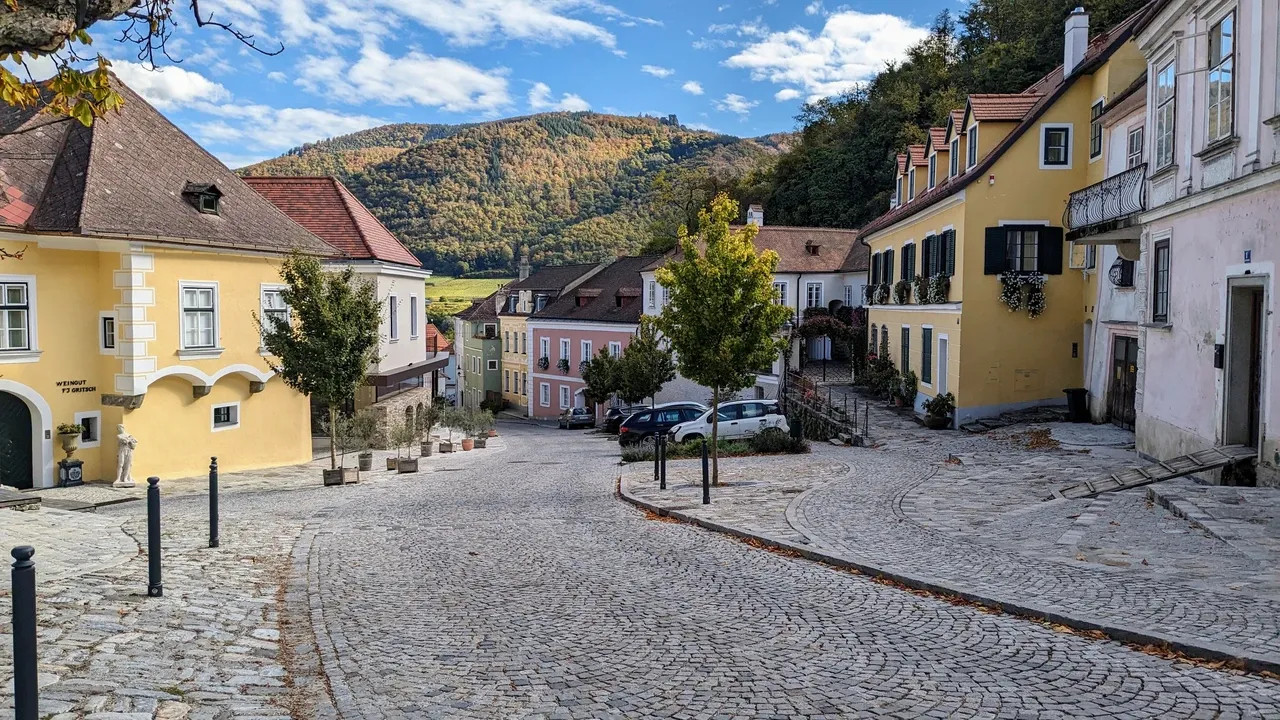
top-left (439, 406), bottom-right (459, 453)
top-left (473, 410), bottom-right (494, 449)
top-left (922, 392), bottom-right (956, 430)
top-left (459, 408), bottom-right (476, 451)
top-left (419, 400), bottom-right (442, 457)
top-left (897, 370), bottom-right (919, 409)
top-left (393, 419), bottom-right (419, 473)
top-left (319, 414), bottom-right (358, 486)
top-left (56, 423), bottom-right (83, 459)
top-left (349, 409), bottom-right (379, 472)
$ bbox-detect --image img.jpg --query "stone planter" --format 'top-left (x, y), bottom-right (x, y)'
top-left (474, 436), bottom-right (487, 449)
top-left (440, 441), bottom-right (454, 453)
top-left (420, 441), bottom-right (434, 457)
top-left (58, 432), bottom-right (80, 459)
top-left (461, 438), bottom-right (475, 451)
top-left (397, 457), bottom-right (419, 473)
top-left (323, 467), bottom-right (355, 486)
top-left (386, 457), bottom-right (398, 471)
top-left (358, 452), bottom-right (373, 471)
top-left (923, 414), bottom-right (951, 430)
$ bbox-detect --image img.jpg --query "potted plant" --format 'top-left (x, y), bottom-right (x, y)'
top-left (350, 409), bottom-right (379, 472)
top-left (319, 414), bottom-right (358, 486)
top-left (473, 410), bottom-right (494, 448)
top-left (556, 357), bottom-right (571, 374)
top-left (898, 370), bottom-right (919, 409)
top-left (922, 392), bottom-right (956, 430)
top-left (459, 408), bottom-right (477, 451)
top-left (394, 419), bottom-right (419, 473)
top-left (537, 356), bottom-right (550, 371)
top-left (419, 401), bottom-right (442, 457)
top-left (56, 423), bottom-right (82, 459)
top-left (439, 406), bottom-right (459, 453)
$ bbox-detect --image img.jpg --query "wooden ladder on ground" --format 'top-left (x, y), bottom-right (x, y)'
top-left (1049, 445), bottom-right (1258, 500)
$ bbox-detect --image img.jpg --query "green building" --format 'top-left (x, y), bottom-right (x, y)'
top-left (454, 294), bottom-right (502, 409)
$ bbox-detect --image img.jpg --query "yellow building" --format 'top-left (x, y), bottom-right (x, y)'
top-left (0, 79), bottom-right (339, 489)
top-left (860, 9), bottom-right (1145, 427)
top-left (495, 262), bottom-right (602, 414)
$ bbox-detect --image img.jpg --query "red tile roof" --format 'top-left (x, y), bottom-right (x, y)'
top-left (947, 109), bottom-right (966, 135)
top-left (927, 127), bottom-right (947, 153)
top-left (896, 154), bottom-right (908, 175)
top-left (968, 94), bottom-right (1044, 122)
top-left (243, 176), bottom-right (421, 267)
top-left (424, 323), bottom-right (452, 354)
top-left (907, 145), bottom-right (927, 167)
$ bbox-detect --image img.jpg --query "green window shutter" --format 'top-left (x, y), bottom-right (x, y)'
top-left (871, 252), bottom-right (879, 285)
top-left (983, 227), bottom-right (1006, 275)
top-left (929, 235), bottom-right (941, 277)
top-left (886, 248), bottom-right (895, 282)
top-left (921, 328), bottom-right (933, 384)
top-left (1038, 226), bottom-right (1065, 274)
top-left (945, 229), bottom-right (957, 276)
top-left (906, 244), bottom-right (916, 281)
top-left (900, 326), bottom-right (909, 373)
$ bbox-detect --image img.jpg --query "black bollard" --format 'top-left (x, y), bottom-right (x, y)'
top-left (147, 477), bottom-right (163, 597)
top-left (701, 439), bottom-right (710, 505)
top-left (11, 546), bottom-right (38, 720)
top-left (653, 435), bottom-right (660, 484)
top-left (659, 434), bottom-right (667, 490)
top-left (209, 457), bottom-right (219, 549)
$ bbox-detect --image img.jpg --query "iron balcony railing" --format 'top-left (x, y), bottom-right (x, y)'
top-left (1064, 163), bottom-right (1147, 232)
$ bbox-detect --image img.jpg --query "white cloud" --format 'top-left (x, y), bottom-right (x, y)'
top-left (191, 104), bottom-right (384, 152)
top-left (724, 10), bottom-right (928, 101)
top-left (110, 60), bottom-right (232, 110)
top-left (641, 64), bottom-right (674, 78)
top-left (805, 1), bottom-right (824, 16)
top-left (774, 88), bottom-right (801, 102)
top-left (528, 82), bottom-right (591, 112)
top-left (681, 80), bottom-right (705, 95)
top-left (686, 122), bottom-right (721, 133)
top-left (266, 71), bottom-right (288, 82)
top-left (296, 43), bottom-right (511, 112)
top-left (713, 93), bottom-right (758, 117)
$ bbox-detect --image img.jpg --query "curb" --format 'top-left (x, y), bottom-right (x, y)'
top-left (617, 475), bottom-right (1280, 676)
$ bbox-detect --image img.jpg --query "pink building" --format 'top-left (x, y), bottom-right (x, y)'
top-left (526, 256), bottom-right (655, 419)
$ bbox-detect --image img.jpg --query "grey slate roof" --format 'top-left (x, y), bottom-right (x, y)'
top-left (533, 256), bottom-right (658, 324)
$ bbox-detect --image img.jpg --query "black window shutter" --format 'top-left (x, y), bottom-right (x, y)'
top-left (886, 249), bottom-right (895, 283)
top-left (930, 235), bottom-right (941, 277)
top-left (945, 230), bottom-right (956, 276)
top-left (1038, 226), bottom-right (1064, 274)
top-left (1120, 258), bottom-right (1135, 286)
top-left (871, 252), bottom-right (879, 285)
top-left (983, 227), bottom-right (1006, 275)
top-left (907, 244), bottom-right (916, 280)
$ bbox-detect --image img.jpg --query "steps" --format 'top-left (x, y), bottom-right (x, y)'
top-left (1049, 445), bottom-right (1258, 500)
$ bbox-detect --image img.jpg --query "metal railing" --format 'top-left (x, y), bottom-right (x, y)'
top-left (1064, 163), bottom-right (1147, 231)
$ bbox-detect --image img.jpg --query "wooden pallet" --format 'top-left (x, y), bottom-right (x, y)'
top-left (1049, 445), bottom-right (1257, 500)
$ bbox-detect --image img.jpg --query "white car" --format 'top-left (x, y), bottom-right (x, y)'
top-left (669, 400), bottom-right (789, 443)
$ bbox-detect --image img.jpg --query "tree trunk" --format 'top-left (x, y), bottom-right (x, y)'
top-left (710, 387), bottom-right (720, 486)
top-left (328, 406), bottom-right (338, 470)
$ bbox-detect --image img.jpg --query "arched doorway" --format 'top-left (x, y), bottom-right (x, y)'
top-left (0, 391), bottom-right (33, 489)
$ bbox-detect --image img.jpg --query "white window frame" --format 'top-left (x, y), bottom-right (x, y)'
top-left (74, 410), bottom-right (102, 449)
top-left (805, 282), bottom-right (824, 309)
top-left (1089, 99), bottom-right (1104, 160)
top-left (1039, 123), bottom-right (1073, 169)
top-left (259, 284), bottom-right (288, 350)
top-left (1205, 10), bottom-right (1235, 145)
top-left (907, 168), bottom-right (916, 200)
top-left (1126, 126), bottom-right (1145, 168)
top-left (211, 402), bottom-right (240, 432)
top-left (0, 276), bottom-right (35, 358)
top-left (179, 281), bottom-right (220, 355)
top-left (540, 382), bottom-right (551, 407)
top-left (540, 336), bottom-right (550, 359)
top-left (581, 339), bottom-right (592, 365)
top-left (608, 341), bottom-right (622, 357)
top-left (559, 338), bottom-right (570, 360)
top-left (949, 138), bottom-right (959, 176)
top-left (487, 359), bottom-right (498, 371)
top-left (648, 281), bottom-right (656, 308)
top-left (410, 295), bottom-right (419, 339)
top-left (388, 294), bottom-right (399, 342)
top-left (99, 310), bottom-right (117, 355)
top-left (772, 281), bottom-right (788, 305)
top-left (522, 332), bottom-right (528, 355)
top-left (927, 154), bottom-right (937, 189)
top-left (1154, 59), bottom-right (1176, 170)
top-left (661, 285), bottom-right (669, 306)
top-left (559, 385), bottom-right (571, 410)
top-left (967, 124), bottom-right (979, 168)
top-left (843, 285), bottom-right (855, 307)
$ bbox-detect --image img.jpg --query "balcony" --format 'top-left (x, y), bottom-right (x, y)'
top-left (1064, 163), bottom-right (1146, 243)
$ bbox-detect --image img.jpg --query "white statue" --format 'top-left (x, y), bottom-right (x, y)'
top-left (114, 424), bottom-right (137, 488)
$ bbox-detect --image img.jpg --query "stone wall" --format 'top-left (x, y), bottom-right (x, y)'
top-left (367, 387), bottom-right (436, 450)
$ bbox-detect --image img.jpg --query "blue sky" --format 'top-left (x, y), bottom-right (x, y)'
top-left (99, 0), bottom-right (952, 168)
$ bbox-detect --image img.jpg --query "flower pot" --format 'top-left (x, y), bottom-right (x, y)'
top-left (420, 441), bottom-right (435, 457)
top-left (396, 457), bottom-right (419, 473)
top-left (487, 429), bottom-right (497, 438)
top-left (58, 432), bottom-right (79, 459)
top-left (474, 437), bottom-right (487, 449)
top-left (323, 467), bottom-right (355, 486)
top-left (893, 397), bottom-right (904, 408)
top-left (358, 452), bottom-right (373, 472)
top-left (461, 438), bottom-right (475, 451)
top-left (439, 441), bottom-right (454, 453)
top-left (923, 414), bottom-right (951, 430)
top-left (386, 457), bottom-right (398, 471)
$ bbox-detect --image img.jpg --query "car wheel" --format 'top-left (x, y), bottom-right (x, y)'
top-left (640, 434), bottom-right (656, 448)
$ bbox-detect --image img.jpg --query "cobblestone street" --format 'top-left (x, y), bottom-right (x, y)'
top-left (5, 422), bottom-right (1280, 718)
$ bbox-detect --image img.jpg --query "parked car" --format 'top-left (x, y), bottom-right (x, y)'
top-left (670, 400), bottom-right (788, 443)
top-left (618, 404), bottom-right (707, 447)
top-left (558, 408), bottom-right (596, 429)
top-left (604, 405), bottom-right (649, 434)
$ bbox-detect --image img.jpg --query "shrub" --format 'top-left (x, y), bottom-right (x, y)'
top-left (865, 356), bottom-right (899, 397)
top-left (750, 427), bottom-right (808, 454)
top-left (923, 392), bottom-right (956, 418)
top-left (897, 370), bottom-right (919, 406)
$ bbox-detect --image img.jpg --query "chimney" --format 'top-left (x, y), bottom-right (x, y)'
top-left (747, 204), bottom-right (765, 227)
top-left (1064, 7), bottom-right (1089, 76)
top-left (518, 255), bottom-right (531, 281)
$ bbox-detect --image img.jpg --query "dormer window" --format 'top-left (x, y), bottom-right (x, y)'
top-left (908, 168), bottom-right (916, 201)
top-left (183, 183), bottom-right (223, 215)
top-left (928, 155), bottom-right (937, 189)
top-left (805, 243), bottom-right (820, 256)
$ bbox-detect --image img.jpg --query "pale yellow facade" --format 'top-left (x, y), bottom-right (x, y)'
top-left (500, 314), bottom-right (531, 411)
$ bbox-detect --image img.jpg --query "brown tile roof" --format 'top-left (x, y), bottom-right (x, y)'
top-left (947, 109), bottom-right (966, 135)
top-left (424, 323), bottom-right (453, 353)
top-left (455, 293), bottom-right (500, 323)
top-left (927, 127), bottom-right (947, 153)
top-left (243, 176), bottom-right (420, 267)
top-left (907, 145), bottom-right (927, 166)
top-left (0, 77), bottom-right (335, 256)
top-left (506, 263), bottom-right (600, 292)
top-left (968, 93), bottom-right (1044, 122)
top-left (896, 154), bottom-right (908, 175)
top-left (861, 7), bottom-right (1147, 239)
top-left (657, 225), bottom-right (867, 274)
top-left (534, 256), bottom-right (657, 324)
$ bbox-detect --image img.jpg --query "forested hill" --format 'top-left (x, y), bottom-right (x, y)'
top-left (240, 114), bottom-right (783, 274)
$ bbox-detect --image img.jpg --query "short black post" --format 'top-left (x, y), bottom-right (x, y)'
top-left (659, 435), bottom-right (667, 490)
top-left (147, 477), bottom-right (163, 597)
top-left (208, 457), bottom-right (219, 549)
top-left (701, 440), bottom-right (710, 505)
top-left (653, 436), bottom-right (660, 484)
top-left (11, 546), bottom-right (38, 720)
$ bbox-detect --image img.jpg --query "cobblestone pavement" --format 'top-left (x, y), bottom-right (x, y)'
top-left (309, 424), bottom-right (1280, 718)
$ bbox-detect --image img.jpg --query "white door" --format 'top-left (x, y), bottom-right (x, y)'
top-left (937, 337), bottom-right (949, 396)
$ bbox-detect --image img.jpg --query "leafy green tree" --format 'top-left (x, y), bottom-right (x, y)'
top-left (580, 348), bottom-right (621, 407)
top-left (258, 253), bottom-right (382, 471)
top-left (656, 194), bottom-right (791, 484)
top-left (617, 316), bottom-right (675, 405)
